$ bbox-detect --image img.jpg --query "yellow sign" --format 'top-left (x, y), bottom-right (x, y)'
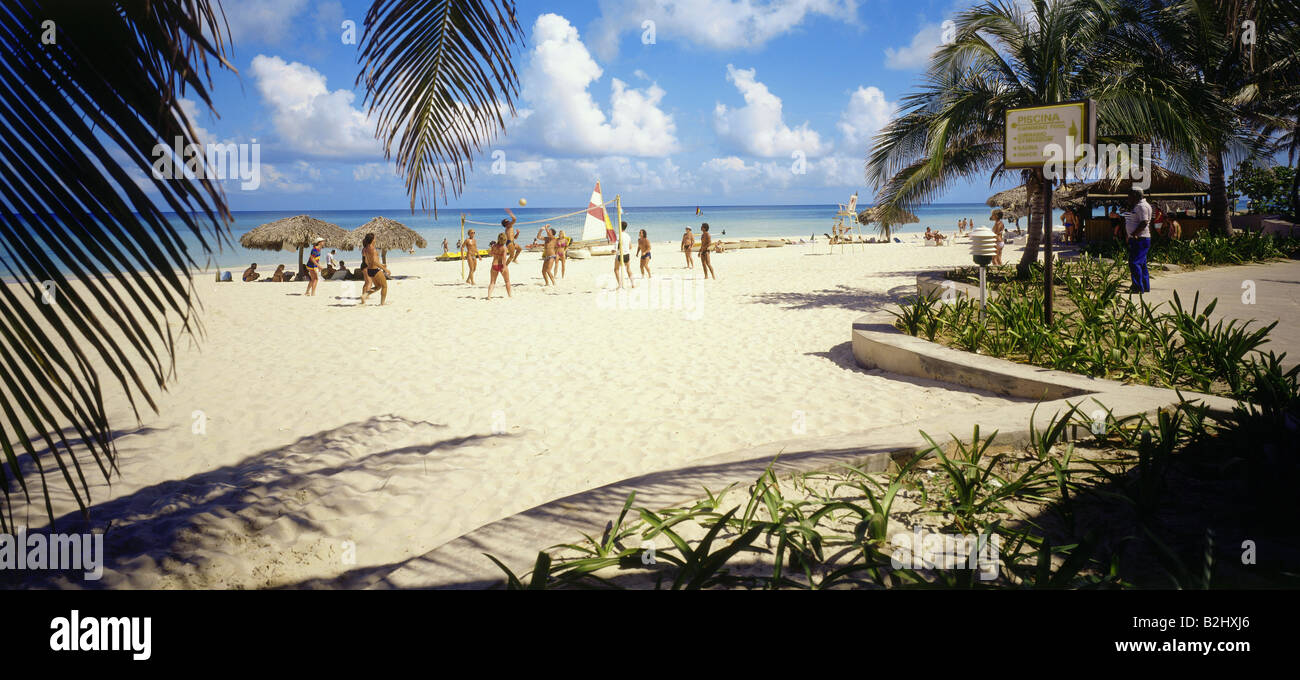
top-left (1004, 101), bottom-right (1094, 170)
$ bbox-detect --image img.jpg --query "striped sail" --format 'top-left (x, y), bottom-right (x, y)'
top-left (581, 181), bottom-right (614, 243)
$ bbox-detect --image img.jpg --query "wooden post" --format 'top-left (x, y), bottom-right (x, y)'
top-left (1043, 171), bottom-right (1054, 325)
top-left (460, 214), bottom-right (465, 280)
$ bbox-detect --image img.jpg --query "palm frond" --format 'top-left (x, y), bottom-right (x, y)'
top-left (357, 0), bottom-right (524, 214)
top-left (0, 0), bottom-right (231, 530)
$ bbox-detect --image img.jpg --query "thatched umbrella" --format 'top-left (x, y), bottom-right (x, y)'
top-left (240, 215), bottom-right (348, 274)
top-left (986, 182), bottom-right (1086, 212)
top-left (858, 204), bottom-right (919, 239)
top-left (343, 216), bottom-right (428, 265)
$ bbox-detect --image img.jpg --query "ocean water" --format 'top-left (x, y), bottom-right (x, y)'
top-left (7, 203), bottom-right (1024, 276)
top-left (181, 202), bottom-right (1010, 271)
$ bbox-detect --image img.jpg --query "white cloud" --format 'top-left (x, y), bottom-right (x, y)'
top-left (516, 14), bottom-right (678, 157)
top-left (249, 54), bottom-right (379, 159)
top-left (713, 65), bottom-right (828, 157)
top-left (259, 163), bottom-right (312, 192)
top-left (695, 153), bottom-right (864, 195)
top-left (837, 86), bottom-right (896, 148)
top-left (219, 0), bottom-right (309, 45)
top-left (884, 22), bottom-right (944, 70)
top-left (588, 0), bottom-right (860, 59)
top-left (353, 163), bottom-right (392, 182)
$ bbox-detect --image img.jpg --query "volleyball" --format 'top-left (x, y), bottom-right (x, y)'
top-left (518, 198), bottom-right (527, 207)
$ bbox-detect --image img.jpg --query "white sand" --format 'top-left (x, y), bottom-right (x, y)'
top-left (10, 235), bottom-right (1030, 588)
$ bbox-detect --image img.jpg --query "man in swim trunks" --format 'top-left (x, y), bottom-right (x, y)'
top-left (359, 232), bottom-right (391, 305)
top-left (502, 208), bottom-right (524, 265)
top-left (681, 226), bottom-right (695, 269)
top-left (242, 263), bottom-right (259, 282)
top-left (462, 228), bottom-right (478, 284)
top-left (699, 223), bottom-right (716, 280)
top-left (637, 229), bottom-right (652, 278)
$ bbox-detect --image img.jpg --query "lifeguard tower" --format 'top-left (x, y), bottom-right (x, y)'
top-left (830, 192), bottom-right (861, 253)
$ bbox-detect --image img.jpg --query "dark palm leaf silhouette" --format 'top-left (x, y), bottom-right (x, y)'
top-left (0, 0), bottom-right (525, 532)
top-left (0, 0), bottom-right (233, 530)
top-left (357, 0), bottom-right (524, 213)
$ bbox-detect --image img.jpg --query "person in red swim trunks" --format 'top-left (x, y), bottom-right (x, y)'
top-left (486, 233), bottom-right (512, 299)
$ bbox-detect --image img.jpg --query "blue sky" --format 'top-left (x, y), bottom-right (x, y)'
top-left (165, 0), bottom-right (1022, 212)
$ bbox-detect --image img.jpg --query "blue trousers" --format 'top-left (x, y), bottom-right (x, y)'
top-left (1128, 237), bottom-right (1150, 292)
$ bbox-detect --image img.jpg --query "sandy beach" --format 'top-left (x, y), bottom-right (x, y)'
top-left (10, 235), bottom-right (1033, 588)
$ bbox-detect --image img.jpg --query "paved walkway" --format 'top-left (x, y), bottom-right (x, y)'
top-left (1142, 259), bottom-right (1300, 368)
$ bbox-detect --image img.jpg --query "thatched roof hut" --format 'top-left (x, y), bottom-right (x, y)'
top-left (239, 215), bottom-right (348, 272)
top-left (986, 182), bottom-right (1087, 213)
top-left (344, 216), bottom-right (428, 265)
top-left (1085, 165), bottom-right (1209, 196)
top-left (858, 204), bottom-right (919, 239)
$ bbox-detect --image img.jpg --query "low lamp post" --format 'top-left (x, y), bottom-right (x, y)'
top-left (969, 226), bottom-right (997, 320)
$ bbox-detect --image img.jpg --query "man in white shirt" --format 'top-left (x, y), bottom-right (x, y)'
top-left (615, 221), bottom-right (636, 289)
top-left (1125, 189), bottom-right (1153, 293)
top-left (325, 249), bottom-right (337, 269)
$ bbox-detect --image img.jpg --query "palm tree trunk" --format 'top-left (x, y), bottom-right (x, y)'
top-left (1290, 144), bottom-right (1299, 220)
top-left (1290, 163), bottom-right (1299, 220)
top-left (1207, 151), bottom-right (1230, 235)
top-left (1016, 170), bottom-right (1044, 277)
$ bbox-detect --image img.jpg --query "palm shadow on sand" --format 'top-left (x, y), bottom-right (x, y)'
top-left (1, 416), bottom-right (517, 589)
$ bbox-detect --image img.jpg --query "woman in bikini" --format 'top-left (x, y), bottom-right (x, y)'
top-left (637, 229), bottom-right (652, 278)
top-left (990, 210), bottom-right (1005, 266)
top-left (486, 233), bottom-right (513, 299)
top-left (358, 233), bottom-right (391, 305)
top-left (556, 230), bottom-right (569, 278)
top-left (304, 237), bottom-right (324, 296)
top-left (540, 229), bottom-right (558, 287)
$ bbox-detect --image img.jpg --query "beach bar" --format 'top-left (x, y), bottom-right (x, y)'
top-left (1076, 166), bottom-right (1210, 240)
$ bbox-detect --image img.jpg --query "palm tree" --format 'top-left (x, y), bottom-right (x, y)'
top-left (867, 0), bottom-right (1203, 276)
top-left (0, 0), bottom-right (523, 530)
top-left (1248, 3), bottom-right (1300, 218)
top-left (1130, 0), bottom-right (1298, 233)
